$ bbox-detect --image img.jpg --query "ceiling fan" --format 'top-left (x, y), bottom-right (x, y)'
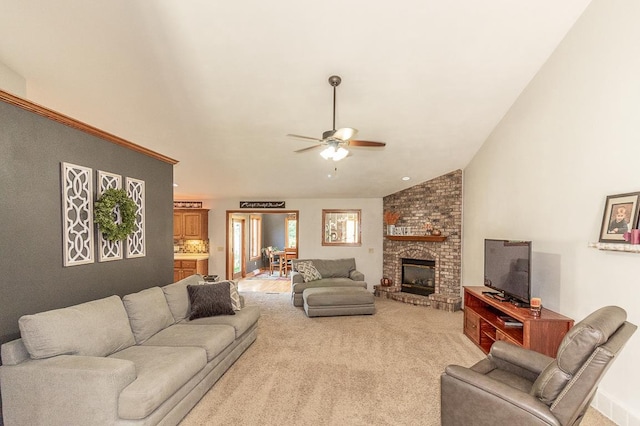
top-left (287, 75), bottom-right (386, 161)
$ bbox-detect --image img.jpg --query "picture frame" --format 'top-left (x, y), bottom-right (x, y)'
top-left (598, 192), bottom-right (640, 242)
top-left (322, 209), bottom-right (361, 246)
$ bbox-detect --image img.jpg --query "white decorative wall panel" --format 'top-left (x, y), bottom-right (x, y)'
top-left (126, 177), bottom-right (146, 258)
top-left (61, 162), bottom-right (94, 266)
top-left (97, 170), bottom-right (123, 262)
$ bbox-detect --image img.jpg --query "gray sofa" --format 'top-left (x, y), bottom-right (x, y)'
top-left (290, 258), bottom-right (367, 307)
top-left (0, 274), bottom-right (260, 426)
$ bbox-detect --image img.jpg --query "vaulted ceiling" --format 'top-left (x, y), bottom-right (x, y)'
top-left (0, 1), bottom-right (592, 199)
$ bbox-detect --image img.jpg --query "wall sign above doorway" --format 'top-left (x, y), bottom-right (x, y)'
top-left (240, 201), bottom-right (285, 209)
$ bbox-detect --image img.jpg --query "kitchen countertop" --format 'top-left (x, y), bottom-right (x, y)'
top-left (174, 253), bottom-right (209, 260)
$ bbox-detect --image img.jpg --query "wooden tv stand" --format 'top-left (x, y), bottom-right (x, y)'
top-left (463, 286), bottom-right (574, 358)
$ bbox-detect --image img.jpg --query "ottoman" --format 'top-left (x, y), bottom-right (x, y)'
top-left (303, 287), bottom-right (376, 317)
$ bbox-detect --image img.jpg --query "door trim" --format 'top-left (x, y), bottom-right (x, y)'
top-left (225, 210), bottom-right (300, 280)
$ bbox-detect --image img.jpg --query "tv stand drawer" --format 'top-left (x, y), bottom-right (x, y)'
top-left (464, 308), bottom-right (481, 345)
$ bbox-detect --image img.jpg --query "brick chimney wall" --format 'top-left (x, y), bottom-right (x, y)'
top-left (382, 170), bottom-right (462, 296)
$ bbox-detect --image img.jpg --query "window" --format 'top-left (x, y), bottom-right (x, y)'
top-left (250, 215), bottom-right (262, 260)
top-left (285, 213), bottom-right (297, 248)
top-left (322, 209), bottom-right (361, 246)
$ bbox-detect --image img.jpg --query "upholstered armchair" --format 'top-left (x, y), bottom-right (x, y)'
top-left (441, 306), bottom-right (636, 426)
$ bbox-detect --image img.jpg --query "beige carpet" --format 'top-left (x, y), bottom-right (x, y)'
top-left (179, 293), bottom-right (614, 426)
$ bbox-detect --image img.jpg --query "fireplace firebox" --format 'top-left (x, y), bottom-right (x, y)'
top-left (401, 258), bottom-right (436, 296)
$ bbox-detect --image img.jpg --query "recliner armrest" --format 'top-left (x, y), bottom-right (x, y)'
top-left (489, 341), bottom-right (554, 376)
top-left (442, 365), bottom-right (560, 425)
top-left (291, 271), bottom-right (304, 284)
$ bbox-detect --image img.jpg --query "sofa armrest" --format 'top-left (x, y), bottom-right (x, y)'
top-left (489, 341), bottom-right (554, 376)
top-left (441, 365), bottom-right (560, 426)
top-left (1, 355), bottom-right (136, 425)
top-left (291, 271), bottom-right (304, 286)
top-left (349, 270), bottom-right (365, 281)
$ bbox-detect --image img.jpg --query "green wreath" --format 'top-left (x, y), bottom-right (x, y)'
top-left (94, 189), bottom-right (137, 241)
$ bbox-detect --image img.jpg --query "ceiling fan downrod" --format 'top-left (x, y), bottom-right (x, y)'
top-left (329, 75), bottom-right (341, 133)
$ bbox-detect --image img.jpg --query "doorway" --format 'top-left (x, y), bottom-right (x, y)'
top-left (231, 217), bottom-right (245, 280)
top-left (226, 210), bottom-right (299, 280)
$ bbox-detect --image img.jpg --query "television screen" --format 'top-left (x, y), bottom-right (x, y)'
top-left (484, 239), bottom-right (531, 304)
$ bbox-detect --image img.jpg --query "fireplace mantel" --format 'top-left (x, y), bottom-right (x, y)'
top-left (385, 235), bottom-right (447, 242)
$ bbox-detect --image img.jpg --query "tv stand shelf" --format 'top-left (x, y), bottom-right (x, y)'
top-left (463, 286), bottom-right (574, 358)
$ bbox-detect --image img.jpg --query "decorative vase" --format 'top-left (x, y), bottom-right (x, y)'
top-left (387, 225), bottom-right (396, 235)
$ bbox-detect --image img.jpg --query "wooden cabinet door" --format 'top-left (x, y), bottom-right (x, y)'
top-left (173, 209), bottom-right (208, 240)
top-left (173, 213), bottom-right (183, 239)
top-left (180, 260), bottom-right (197, 278)
top-left (183, 212), bottom-right (203, 239)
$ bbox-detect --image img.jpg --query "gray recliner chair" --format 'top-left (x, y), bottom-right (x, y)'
top-left (441, 306), bottom-right (636, 426)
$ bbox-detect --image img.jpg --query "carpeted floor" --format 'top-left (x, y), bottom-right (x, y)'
top-left (179, 293), bottom-right (615, 426)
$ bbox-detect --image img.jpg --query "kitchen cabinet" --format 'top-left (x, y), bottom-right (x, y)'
top-left (173, 258), bottom-right (208, 282)
top-left (174, 209), bottom-right (209, 240)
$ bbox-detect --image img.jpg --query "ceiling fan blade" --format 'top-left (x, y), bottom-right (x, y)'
top-left (349, 140), bottom-right (386, 147)
top-left (287, 134), bottom-right (323, 142)
top-left (294, 144), bottom-right (323, 153)
top-left (332, 127), bottom-right (358, 141)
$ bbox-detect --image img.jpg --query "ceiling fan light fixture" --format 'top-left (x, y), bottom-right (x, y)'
top-left (288, 76), bottom-right (386, 158)
top-left (320, 145), bottom-right (336, 159)
top-left (333, 147), bottom-right (349, 161)
top-left (320, 145), bottom-right (349, 161)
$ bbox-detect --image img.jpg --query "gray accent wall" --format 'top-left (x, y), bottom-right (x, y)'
top-left (0, 100), bottom-right (174, 347)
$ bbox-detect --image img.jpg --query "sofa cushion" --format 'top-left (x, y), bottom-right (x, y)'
top-left (296, 261), bottom-right (323, 282)
top-left (142, 324), bottom-right (235, 361)
top-left (188, 283), bottom-right (235, 320)
top-left (162, 274), bottom-right (204, 322)
top-left (18, 295), bottom-right (135, 359)
top-left (186, 305), bottom-right (260, 338)
top-left (122, 287), bottom-right (175, 344)
top-left (110, 345), bottom-right (207, 420)
top-left (292, 277), bottom-right (367, 294)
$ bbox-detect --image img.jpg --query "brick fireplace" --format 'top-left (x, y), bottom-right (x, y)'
top-left (378, 170), bottom-right (462, 311)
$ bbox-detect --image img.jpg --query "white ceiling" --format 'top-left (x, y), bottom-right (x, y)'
top-left (0, 1), bottom-right (592, 200)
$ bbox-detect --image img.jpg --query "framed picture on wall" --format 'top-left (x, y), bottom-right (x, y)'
top-left (322, 209), bottom-right (362, 246)
top-left (598, 192), bottom-right (640, 242)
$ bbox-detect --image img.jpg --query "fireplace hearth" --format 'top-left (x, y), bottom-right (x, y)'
top-left (401, 258), bottom-right (435, 296)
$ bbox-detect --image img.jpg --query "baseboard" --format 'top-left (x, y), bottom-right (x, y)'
top-left (592, 390), bottom-right (640, 425)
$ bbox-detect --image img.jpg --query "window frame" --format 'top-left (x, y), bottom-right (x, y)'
top-left (249, 215), bottom-right (262, 260)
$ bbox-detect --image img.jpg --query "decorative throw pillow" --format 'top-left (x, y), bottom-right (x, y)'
top-left (228, 280), bottom-right (242, 311)
top-left (208, 280), bottom-right (242, 311)
top-left (297, 261), bottom-right (323, 283)
top-left (187, 283), bottom-right (235, 320)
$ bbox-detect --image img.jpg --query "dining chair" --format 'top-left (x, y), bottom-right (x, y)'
top-left (267, 247), bottom-right (282, 276)
top-left (283, 248), bottom-right (298, 276)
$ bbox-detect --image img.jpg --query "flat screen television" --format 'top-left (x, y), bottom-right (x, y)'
top-left (484, 239), bottom-right (531, 305)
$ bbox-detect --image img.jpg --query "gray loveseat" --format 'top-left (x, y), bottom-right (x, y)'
top-left (0, 274), bottom-right (259, 426)
top-left (290, 258), bottom-right (367, 307)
